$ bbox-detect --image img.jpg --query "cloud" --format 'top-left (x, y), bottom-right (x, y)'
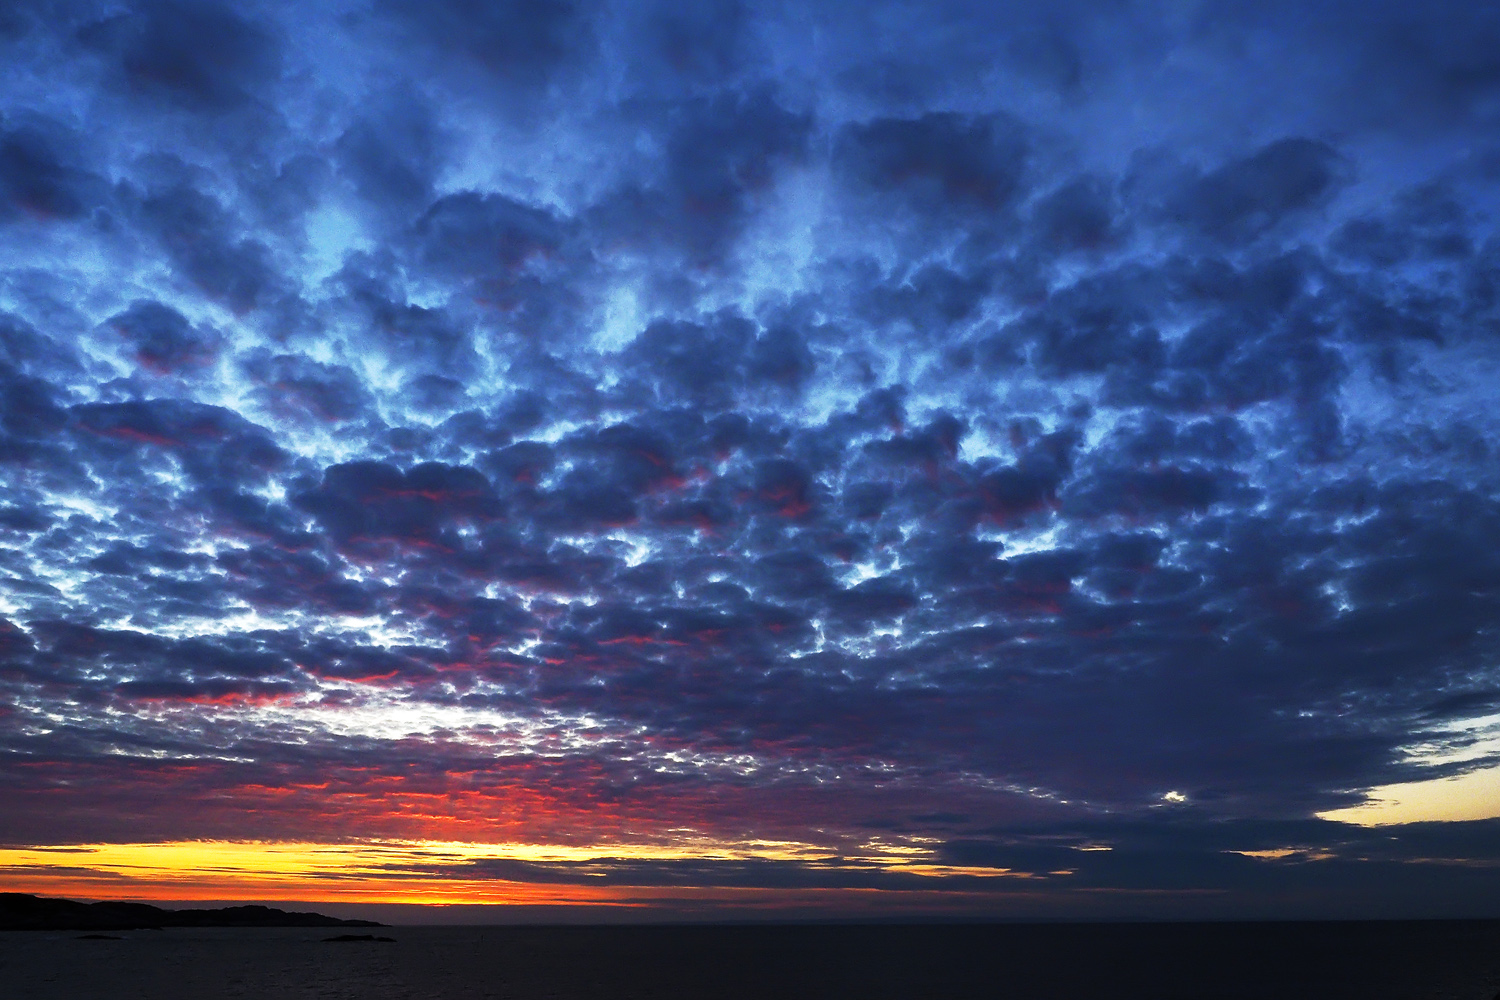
top-left (76, 0), bottom-right (282, 112)
top-left (1151, 138), bottom-right (1353, 245)
top-left (0, 0), bottom-right (1497, 916)
top-left (378, 0), bottom-right (596, 90)
top-left (106, 300), bottom-right (219, 373)
top-left (834, 111), bottom-right (1029, 213)
top-left (0, 116), bottom-right (101, 223)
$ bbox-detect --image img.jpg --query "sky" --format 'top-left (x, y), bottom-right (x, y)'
top-left (1, 0), bottom-right (1500, 922)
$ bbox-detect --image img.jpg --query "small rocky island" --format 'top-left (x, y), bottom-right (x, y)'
top-left (0, 893), bottom-right (382, 931)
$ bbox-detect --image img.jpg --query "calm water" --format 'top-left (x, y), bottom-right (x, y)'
top-left (2, 921), bottom-right (1499, 999)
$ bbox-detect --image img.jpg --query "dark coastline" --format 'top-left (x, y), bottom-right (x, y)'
top-left (0, 892), bottom-right (381, 931)
top-left (2, 919), bottom-right (1498, 999)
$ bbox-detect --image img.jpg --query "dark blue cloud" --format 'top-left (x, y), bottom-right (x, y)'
top-left (77, 0), bottom-right (282, 112)
top-left (106, 300), bottom-right (218, 373)
top-left (0, 116), bottom-right (100, 222)
top-left (592, 88), bottom-right (810, 262)
top-left (835, 111), bottom-right (1029, 213)
top-left (380, 0), bottom-right (596, 89)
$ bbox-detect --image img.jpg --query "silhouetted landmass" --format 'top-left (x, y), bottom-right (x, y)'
top-left (0, 893), bottom-right (382, 931)
top-left (322, 933), bottom-right (396, 942)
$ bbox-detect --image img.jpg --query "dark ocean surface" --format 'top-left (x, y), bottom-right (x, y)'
top-left (2, 921), bottom-right (1499, 999)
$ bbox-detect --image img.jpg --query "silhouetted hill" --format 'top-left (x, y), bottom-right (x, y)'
top-left (0, 893), bottom-right (382, 931)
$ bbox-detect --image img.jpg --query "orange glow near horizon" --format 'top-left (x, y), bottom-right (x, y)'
top-left (0, 837), bottom-right (1027, 908)
top-left (1316, 760), bottom-right (1500, 826)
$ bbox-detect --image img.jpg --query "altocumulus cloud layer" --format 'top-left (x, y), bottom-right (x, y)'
top-left (2, 0), bottom-right (1500, 916)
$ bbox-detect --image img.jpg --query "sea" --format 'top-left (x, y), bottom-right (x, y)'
top-left (2, 920), bottom-right (1498, 999)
